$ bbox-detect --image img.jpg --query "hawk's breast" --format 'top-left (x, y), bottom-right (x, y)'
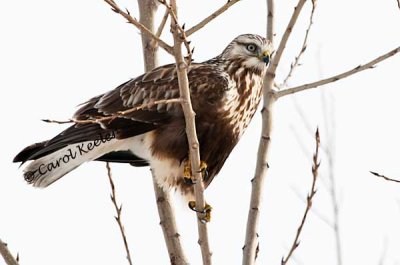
top-left (220, 67), bottom-right (264, 139)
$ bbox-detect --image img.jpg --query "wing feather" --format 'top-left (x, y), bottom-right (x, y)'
top-left (73, 61), bottom-right (229, 139)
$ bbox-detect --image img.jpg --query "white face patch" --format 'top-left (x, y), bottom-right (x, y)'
top-left (242, 57), bottom-right (266, 72)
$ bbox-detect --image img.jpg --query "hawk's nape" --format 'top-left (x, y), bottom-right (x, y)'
top-left (13, 34), bottom-right (273, 201)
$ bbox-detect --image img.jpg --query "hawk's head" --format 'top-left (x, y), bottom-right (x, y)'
top-left (221, 34), bottom-right (274, 73)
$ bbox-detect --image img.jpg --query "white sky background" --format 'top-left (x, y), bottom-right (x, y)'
top-left (1, 0), bottom-right (400, 264)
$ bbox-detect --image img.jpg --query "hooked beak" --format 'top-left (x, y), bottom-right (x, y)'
top-left (261, 51), bottom-right (271, 65)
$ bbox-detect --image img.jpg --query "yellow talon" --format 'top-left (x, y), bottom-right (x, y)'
top-left (199, 161), bottom-right (209, 180)
top-left (183, 160), bottom-right (208, 184)
top-left (188, 201), bottom-right (213, 223)
top-left (184, 160), bottom-right (192, 180)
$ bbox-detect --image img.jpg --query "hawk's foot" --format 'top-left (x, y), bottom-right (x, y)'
top-left (188, 201), bottom-right (213, 223)
top-left (183, 160), bottom-right (208, 185)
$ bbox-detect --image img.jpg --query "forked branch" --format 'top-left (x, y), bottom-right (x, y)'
top-left (159, 0), bottom-right (194, 63)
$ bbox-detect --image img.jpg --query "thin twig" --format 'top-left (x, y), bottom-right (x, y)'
top-left (103, 0), bottom-right (174, 54)
top-left (185, 0), bottom-right (241, 37)
top-left (397, 0), bottom-right (400, 9)
top-left (0, 239), bottom-right (19, 265)
top-left (370, 171), bottom-right (400, 184)
top-left (106, 163), bottom-right (133, 265)
top-left (42, 119), bottom-right (73, 124)
top-left (281, 129), bottom-right (320, 265)
top-left (290, 185), bottom-right (333, 228)
top-left (42, 98), bottom-right (182, 125)
top-left (156, 7), bottom-right (169, 38)
top-left (281, 0), bottom-right (317, 88)
top-left (137, 1), bottom-right (189, 263)
top-left (169, 0), bottom-right (212, 264)
top-left (277, 46), bottom-right (400, 98)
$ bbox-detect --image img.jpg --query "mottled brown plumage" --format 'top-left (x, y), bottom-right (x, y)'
top-left (14, 34), bottom-right (273, 200)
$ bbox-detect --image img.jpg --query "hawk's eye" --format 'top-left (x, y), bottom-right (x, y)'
top-left (246, 44), bottom-right (257, 53)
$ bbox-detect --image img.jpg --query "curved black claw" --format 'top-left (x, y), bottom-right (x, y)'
top-left (197, 161), bottom-right (209, 181)
top-left (188, 201), bottom-right (213, 223)
top-left (183, 176), bottom-right (194, 185)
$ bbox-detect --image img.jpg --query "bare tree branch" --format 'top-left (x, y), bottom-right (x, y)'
top-left (103, 0), bottom-right (174, 55)
top-left (152, 177), bottom-right (189, 265)
top-left (185, 0), bottom-right (241, 37)
top-left (290, 185), bottom-right (333, 228)
top-left (281, 0), bottom-right (316, 88)
top-left (291, 48), bottom-right (343, 265)
top-left (169, 1), bottom-right (212, 264)
top-left (42, 119), bottom-right (73, 124)
top-left (397, 0), bottom-right (400, 9)
top-left (242, 0), bottom-right (276, 263)
top-left (137, 1), bottom-right (189, 263)
top-left (269, 0), bottom-right (308, 76)
top-left (370, 171), bottom-right (400, 184)
top-left (106, 163), bottom-right (133, 265)
top-left (138, 0), bottom-right (160, 70)
top-left (277, 46), bottom-right (400, 98)
top-left (281, 129), bottom-right (320, 265)
top-left (242, 0), bottom-right (309, 263)
top-left (0, 239), bottom-right (19, 265)
top-left (159, 0), bottom-right (194, 63)
top-left (156, 7), bottom-right (170, 38)
top-left (242, 92), bottom-right (275, 265)
top-left (266, 0), bottom-right (275, 41)
top-left (42, 98), bottom-right (182, 125)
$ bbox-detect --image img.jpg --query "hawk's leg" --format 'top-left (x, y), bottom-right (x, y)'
top-left (188, 201), bottom-right (213, 223)
top-left (183, 160), bottom-right (212, 222)
top-left (183, 159), bottom-right (208, 185)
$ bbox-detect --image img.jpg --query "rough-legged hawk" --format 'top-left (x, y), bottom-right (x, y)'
top-left (14, 34), bottom-right (273, 202)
